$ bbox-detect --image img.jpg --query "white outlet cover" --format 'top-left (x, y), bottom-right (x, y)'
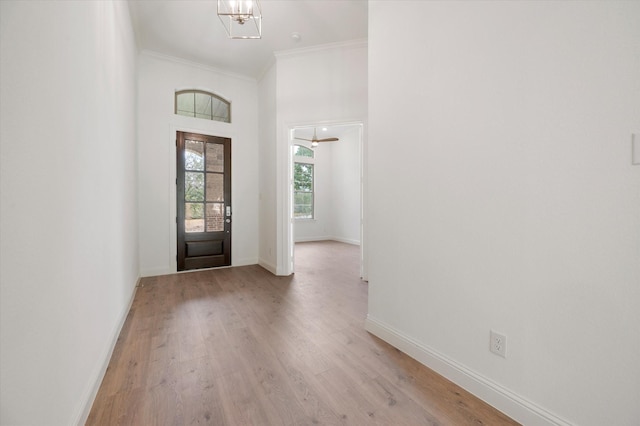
top-left (490, 330), bottom-right (507, 358)
top-left (633, 133), bottom-right (640, 165)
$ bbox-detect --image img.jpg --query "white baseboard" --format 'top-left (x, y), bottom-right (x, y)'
top-left (365, 316), bottom-right (572, 426)
top-left (294, 236), bottom-right (360, 245)
top-left (258, 258), bottom-right (277, 275)
top-left (232, 257), bottom-right (259, 267)
top-left (75, 277), bottom-right (140, 426)
top-left (329, 236), bottom-right (360, 246)
top-left (140, 266), bottom-right (171, 277)
top-left (294, 235), bottom-right (330, 243)
top-left (141, 258), bottom-right (259, 277)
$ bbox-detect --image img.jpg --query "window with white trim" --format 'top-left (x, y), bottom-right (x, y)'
top-left (175, 90), bottom-right (231, 123)
top-left (293, 145), bottom-right (314, 219)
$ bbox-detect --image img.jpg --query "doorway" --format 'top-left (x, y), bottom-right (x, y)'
top-left (176, 131), bottom-right (231, 271)
top-left (289, 123), bottom-right (364, 276)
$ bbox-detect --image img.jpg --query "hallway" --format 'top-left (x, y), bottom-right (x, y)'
top-left (87, 241), bottom-right (517, 425)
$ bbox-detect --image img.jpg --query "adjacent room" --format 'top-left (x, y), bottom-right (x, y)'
top-left (291, 123), bottom-right (363, 275)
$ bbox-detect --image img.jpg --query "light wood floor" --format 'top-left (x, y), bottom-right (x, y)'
top-left (87, 241), bottom-right (519, 425)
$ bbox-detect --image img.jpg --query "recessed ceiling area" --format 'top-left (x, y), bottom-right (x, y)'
top-left (128, 0), bottom-right (368, 79)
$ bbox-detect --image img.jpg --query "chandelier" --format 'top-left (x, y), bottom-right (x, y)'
top-left (217, 0), bottom-right (262, 39)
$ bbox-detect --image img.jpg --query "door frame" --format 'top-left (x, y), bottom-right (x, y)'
top-left (280, 120), bottom-right (366, 278)
top-left (176, 131), bottom-right (231, 270)
top-left (169, 124), bottom-right (235, 273)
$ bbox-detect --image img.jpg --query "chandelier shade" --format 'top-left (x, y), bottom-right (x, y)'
top-left (217, 0), bottom-right (262, 39)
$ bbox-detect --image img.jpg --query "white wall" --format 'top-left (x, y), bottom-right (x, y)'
top-left (0, 2), bottom-right (139, 424)
top-left (258, 63), bottom-right (278, 273)
top-left (330, 126), bottom-right (361, 244)
top-left (274, 40), bottom-right (367, 274)
top-left (275, 41), bottom-right (367, 126)
top-left (367, 2), bottom-right (640, 426)
top-left (137, 52), bottom-right (259, 276)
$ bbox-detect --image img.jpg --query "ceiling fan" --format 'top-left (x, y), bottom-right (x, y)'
top-left (294, 128), bottom-right (339, 147)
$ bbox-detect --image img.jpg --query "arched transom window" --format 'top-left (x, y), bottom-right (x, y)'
top-left (175, 90), bottom-right (231, 123)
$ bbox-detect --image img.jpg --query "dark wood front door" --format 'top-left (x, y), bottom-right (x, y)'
top-left (177, 132), bottom-right (231, 271)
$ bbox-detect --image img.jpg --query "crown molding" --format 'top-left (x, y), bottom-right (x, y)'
top-left (274, 38), bottom-right (367, 60)
top-left (140, 50), bottom-right (257, 83)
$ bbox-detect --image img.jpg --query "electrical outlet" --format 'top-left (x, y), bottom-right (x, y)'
top-left (490, 330), bottom-right (507, 358)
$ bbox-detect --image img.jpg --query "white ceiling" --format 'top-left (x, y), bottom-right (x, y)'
top-left (293, 124), bottom-right (359, 141)
top-left (128, 0), bottom-right (368, 79)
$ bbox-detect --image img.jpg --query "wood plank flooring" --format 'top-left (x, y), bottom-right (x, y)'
top-left (87, 241), bottom-right (519, 425)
